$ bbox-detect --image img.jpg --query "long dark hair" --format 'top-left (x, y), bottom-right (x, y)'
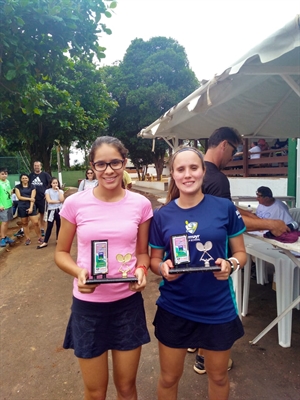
top-left (48, 177), bottom-right (61, 189)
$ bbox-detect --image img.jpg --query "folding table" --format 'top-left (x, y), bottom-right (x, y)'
top-left (243, 233), bottom-right (300, 347)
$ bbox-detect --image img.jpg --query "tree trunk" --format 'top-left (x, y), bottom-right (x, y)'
top-left (154, 157), bottom-right (164, 181)
top-left (134, 164), bottom-right (141, 181)
top-left (63, 145), bottom-right (70, 168)
top-left (28, 124), bottom-right (53, 174)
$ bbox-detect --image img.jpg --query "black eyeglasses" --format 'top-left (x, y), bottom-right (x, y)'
top-left (227, 141), bottom-right (237, 156)
top-left (92, 159), bottom-right (124, 172)
top-left (86, 172), bottom-right (94, 175)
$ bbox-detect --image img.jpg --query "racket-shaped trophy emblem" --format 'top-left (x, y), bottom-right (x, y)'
top-left (116, 253), bottom-right (132, 278)
top-left (196, 241), bottom-right (214, 267)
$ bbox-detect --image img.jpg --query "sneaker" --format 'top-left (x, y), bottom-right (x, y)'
top-left (37, 237), bottom-right (44, 244)
top-left (193, 356), bottom-right (233, 375)
top-left (187, 348), bottom-right (197, 353)
top-left (14, 229), bottom-right (24, 237)
top-left (41, 229), bottom-right (45, 237)
top-left (5, 237), bottom-right (15, 244)
top-left (24, 239), bottom-right (31, 246)
top-left (193, 355), bottom-right (206, 375)
top-left (0, 238), bottom-right (7, 247)
top-left (227, 358), bottom-right (233, 371)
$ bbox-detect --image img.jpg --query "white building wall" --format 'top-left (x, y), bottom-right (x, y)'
top-left (229, 177), bottom-right (287, 197)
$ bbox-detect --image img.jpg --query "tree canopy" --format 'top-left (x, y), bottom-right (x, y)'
top-left (103, 37), bottom-right (199, 179)
top-left (0, 0), bottom-right (117, 172)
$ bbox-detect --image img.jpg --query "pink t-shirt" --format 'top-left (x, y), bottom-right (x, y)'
top-left (60, 189), bottom-right (153, 302)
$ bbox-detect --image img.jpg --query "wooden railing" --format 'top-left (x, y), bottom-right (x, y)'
top-left (223, 148), bottom-right (288, 177)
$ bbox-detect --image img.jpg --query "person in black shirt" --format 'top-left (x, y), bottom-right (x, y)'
top-left (29, 161), bottom-right (51, 237)
top-left (192, 127), bottom-right (290, 375)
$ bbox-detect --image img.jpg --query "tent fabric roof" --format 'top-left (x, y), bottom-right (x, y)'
top-left (138, 15), bottom-right (300, 146)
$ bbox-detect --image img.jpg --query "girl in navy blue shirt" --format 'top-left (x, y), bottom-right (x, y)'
top-left (149, 146), bottom-right (246, 400)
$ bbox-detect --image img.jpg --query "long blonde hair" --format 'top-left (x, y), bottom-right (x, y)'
top-left (165, 146), bottom-right (205, 204)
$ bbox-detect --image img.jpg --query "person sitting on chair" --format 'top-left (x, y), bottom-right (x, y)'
top-left (256, 186), bottom-right (298, 231)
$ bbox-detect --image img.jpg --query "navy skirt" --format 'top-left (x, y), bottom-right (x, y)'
top-left (64, 293), bottom-right (150, 358)
top-left (153, 306), bottom-right (244, 351)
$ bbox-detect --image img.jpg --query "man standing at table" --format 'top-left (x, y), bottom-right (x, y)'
top-left (191, 126), bottom-right (290, 375)
top-left (203, 127), bottom-right (289, 235)
top-left (29, 161), bottom-right (51, 237)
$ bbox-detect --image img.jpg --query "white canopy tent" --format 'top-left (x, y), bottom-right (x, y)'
top-left (138, 15), bottom-right (300, 204)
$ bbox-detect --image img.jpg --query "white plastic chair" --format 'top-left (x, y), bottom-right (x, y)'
top-left (289, 208), bottom-right (300, 224)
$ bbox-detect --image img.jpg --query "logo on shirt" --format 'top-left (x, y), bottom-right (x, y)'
top-left (31, 177), bottom-right (43, 186)
top-left (185, 220), bottom-right (198, 234)
top-left (236, 210), bottom-right (242, 219)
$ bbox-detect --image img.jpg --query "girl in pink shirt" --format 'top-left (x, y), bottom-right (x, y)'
top-left (55, 136), bottom-right (153, 399)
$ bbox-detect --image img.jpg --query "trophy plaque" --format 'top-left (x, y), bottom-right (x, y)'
top-left (85, 240), bottom-right (138, 284)
top-left (168, 234), bottom-right (221, 274)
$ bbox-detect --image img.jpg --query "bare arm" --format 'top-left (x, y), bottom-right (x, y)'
top-left (55, 217), bottom-right (97, 293)
top-left (45, 189), bottom-right (65, 204)
top-left (213, 234), bottom-right (247, 280)
top-left (239, 211), bottom-right (289, 236)
top-left (15, 187), bottom-right (35, 203)
top-left (130, 218), bottom-right (151, 290)
top-left (150, 247), bottom-right (180, 281)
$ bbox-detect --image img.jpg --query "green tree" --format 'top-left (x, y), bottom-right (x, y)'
top-left (0, 0), bottom-right (117, 171)
top-left (104, 37), bottom-right (199, 180)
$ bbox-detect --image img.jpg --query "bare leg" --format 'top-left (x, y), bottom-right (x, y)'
top-left (112, 347), bottom-right (141, 400)
top-left (78, 352), bottom-right (109, 400)
top-left (29, 215), bottom-right (42, 238)
top-left (0, 221), bottom-right (8, 239)
top-left (203, 349), bottom-right (231, 400)
top-left (157, 342), bottom-right (186, 400)
top-left (21, 217), bottom-right (30, 240)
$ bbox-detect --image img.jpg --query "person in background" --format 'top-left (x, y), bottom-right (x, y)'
top-left (11, 188), bottom-right (19, 217)
top-left (249, 141), bottom-right (261, 159)
top-left (55, 136), bottom-right (152, 400)
top-left (255, 186), bottom-right (298, 231)
top-left (271, 139), bottom-right (288, 156)
top-left (15, 173), bottom-right (43, 246)
top-left (29, 161), bottom-right (51, 237)
top-left (233, 143), bottom-right (243, 160)
top-left (258, 139), bottom-right (269, 153)
top-left (272, 139), bottom-right (288, 150)
top-left (191, 126), bottom-right (289, 376)
top-left (0, 167), bottom-right (15, 247)
top-left (37, 177), bottom-right (65, 249)
top-left (11, 186), bottom-right (24, 242)
top-left (77, 168), bottom-right (98, 191)
top-left (123, 170), bottom-right (132, 189)
top-left (149, 145), bottom-right (246, 400)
